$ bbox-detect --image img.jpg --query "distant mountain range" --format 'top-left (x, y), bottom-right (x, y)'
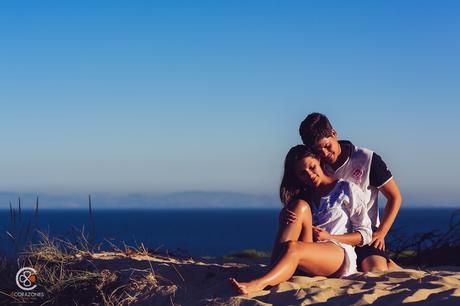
top-left (1, 191), bottom-right (458, 210)
top-left (0, 191), bottom-right (281, 209)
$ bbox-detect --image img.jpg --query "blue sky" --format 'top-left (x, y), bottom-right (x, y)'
top-left (0, 1), bottom-right (459, 206)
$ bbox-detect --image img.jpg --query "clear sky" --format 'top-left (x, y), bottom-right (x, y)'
top-left (0, 1), bottom-right (459, 206)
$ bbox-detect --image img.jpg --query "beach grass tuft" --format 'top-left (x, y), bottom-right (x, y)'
top-left (0, 230), bottom-right (179, 305)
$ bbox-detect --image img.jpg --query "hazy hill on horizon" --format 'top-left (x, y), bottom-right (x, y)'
top-left (0, 191), bottom-right (458, 209)
top-left (0, 191), bottom-right (281, 209)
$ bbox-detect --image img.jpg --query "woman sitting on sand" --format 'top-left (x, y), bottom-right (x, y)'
top-left (230, 145), bottom-right (373, 294)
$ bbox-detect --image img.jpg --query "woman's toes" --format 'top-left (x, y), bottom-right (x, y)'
top-left (228, 278), bottom-right (248, 295)
top-left (228, 278), bottom-right (238, 287)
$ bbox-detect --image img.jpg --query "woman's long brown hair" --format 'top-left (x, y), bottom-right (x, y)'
top-left (279, 145), bottom-right (318, 206)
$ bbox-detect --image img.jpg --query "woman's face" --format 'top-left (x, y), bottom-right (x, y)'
top-left (294, 156), bottom-right (324, 188)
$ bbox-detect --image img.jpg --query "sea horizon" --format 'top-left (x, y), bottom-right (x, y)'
top-left (2, 207), bottom-right (458, 257)
top-left (1, 206), bottom-right (459, 210)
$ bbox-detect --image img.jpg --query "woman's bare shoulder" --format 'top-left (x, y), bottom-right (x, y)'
top-left (288, 198), bottom-right (311, 211)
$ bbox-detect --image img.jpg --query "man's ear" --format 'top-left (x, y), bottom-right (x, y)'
top-left (331, 129), bottom-right (338, 139)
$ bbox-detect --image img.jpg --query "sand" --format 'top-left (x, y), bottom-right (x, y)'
top-left (82, 252), bottom-right (460, 305)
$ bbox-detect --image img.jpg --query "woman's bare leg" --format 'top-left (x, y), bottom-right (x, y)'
top-left (231, 240), bottom-right (344, 295)
top-left (270, 200), bottom-right (313, 264)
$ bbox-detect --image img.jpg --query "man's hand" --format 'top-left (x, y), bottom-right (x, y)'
top-left (313, 226), bottom-right (331, 242)
top-left (279, 208), bottom-right (297, 225)
top-left (371, 230), bottom-right (386, 251)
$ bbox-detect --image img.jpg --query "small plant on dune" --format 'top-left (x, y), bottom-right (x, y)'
top-left (387, 209), bottom-right (460, 266)
top-left (226, 249), bottom-right (271, 259)
top-left (4, 197), bottom-right (39, 257)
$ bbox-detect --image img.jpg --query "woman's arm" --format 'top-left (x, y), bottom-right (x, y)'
top-left (315, 184), bottom-right (373, 246)
top-left (313, 227), bottom-right (364, 246)
top-left (331, 232), bottom-right (364, 246)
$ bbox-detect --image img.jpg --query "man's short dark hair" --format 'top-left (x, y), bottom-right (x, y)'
top-left (299, 113), bottom-right (334, 147)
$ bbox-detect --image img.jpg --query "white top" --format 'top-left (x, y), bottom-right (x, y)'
top-left (324, 142), bottom-right (392, 228)
top-left (309, 179), bottom-right (372, 277)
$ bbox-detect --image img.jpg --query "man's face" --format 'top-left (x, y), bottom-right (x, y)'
top-left (313, 131), bottom-right (341, 164)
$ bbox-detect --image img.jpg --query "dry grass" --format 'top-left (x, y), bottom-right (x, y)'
top-left (0, 231), bottom-right (179, 306)
top-left (387, 209), bottom-right (460, 267)
top-left (1, 197), bottom-right (182, 305)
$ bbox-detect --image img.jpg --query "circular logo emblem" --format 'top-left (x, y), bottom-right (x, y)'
top-left (352, 168), bottom-right (364, 183)
top-left (16, 267), bottom-right (38, 291)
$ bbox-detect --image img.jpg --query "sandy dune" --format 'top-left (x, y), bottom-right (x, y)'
top-left (86, 252), bottom-right (460, 305)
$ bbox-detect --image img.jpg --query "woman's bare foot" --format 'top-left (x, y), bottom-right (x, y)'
top-left (228, 278), bottom-right (266, 295)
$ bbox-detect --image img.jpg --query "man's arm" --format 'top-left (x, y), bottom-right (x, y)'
top-left (371, 178), bottom-right (403, 250)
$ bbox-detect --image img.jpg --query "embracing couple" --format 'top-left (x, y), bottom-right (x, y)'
top-left (230, 113), bottom-right (403, 294)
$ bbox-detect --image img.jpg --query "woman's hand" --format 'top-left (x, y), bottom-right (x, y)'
top-left (313, 226), bottom-right (331, 242)
top-left (371, 230), bottom-right (386, 251)
top-left (279, 207), bottom-right (297, 225)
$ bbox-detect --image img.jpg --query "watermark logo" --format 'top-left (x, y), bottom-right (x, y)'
top-left (16, 267), bottom-right (38, 291)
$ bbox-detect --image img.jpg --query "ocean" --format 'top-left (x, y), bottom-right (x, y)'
top-left (1, 208), bottom-right (458, 257)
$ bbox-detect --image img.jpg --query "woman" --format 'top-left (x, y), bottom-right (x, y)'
top-left (230, 145), bottom-right (373, 295)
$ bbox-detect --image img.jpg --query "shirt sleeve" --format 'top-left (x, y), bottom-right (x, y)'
top-left (347, 185), bottom-right (373, 246)
top-left (369, 153), bottom-right (393, 188)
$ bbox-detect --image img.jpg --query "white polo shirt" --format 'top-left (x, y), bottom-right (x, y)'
top-left (323, 140), bottom-right (393, 228)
